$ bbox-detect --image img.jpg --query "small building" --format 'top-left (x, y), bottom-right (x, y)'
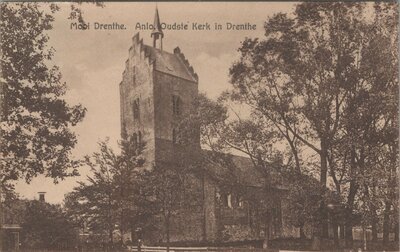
top-left (1, 196), bottom-right (26, 251)
top-left (1, 224), bottom-right (22, 251)
top-left (1, 192), bottom-right (47, 251)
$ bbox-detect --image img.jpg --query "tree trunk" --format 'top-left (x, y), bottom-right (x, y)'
top-left (130, 225), bottom-right (134, 242)
top-left (320, 206), bottom-right (329, 239)
top-left (371, 219), bottom-right (378, 242)
top-left (0, 187), bottom-right (3, 252)
top-left (395, 221), bottom-right (399, 242)
top-left (108, 194), bottom-right (113, 246)
top-left (363, 224), bottom-right (367, 251)
top-left (109, 228), bottom-right (114, 245)
top-left (320, 139), bottom-right (329, 239)
top-left (362, 182), bottom-right (378, 242)
top-left (340, 225), bottom-right (345, 239)
top-left (293, 149), bottom-right (301, 173)
top-left (333, 222), bottom-right (339, 248)
top-left (345, 222), bottom-right (353, 248)
top-left (120, 227), bottom-right (124, 245)
top-left (201, 172), bottom-right (207, 242)
top-left (320, 140), bottom-right (328, 188)
top-left (345, 148), bottom-right (358, 248)
top-left (383, 201), bottom-right (391, 245)
top-left (166, 214), bottom-right (170, 252)
top-left (370, 185), bottom-right (378, 242)
top-left (263, 214), bottom-right (270, 249)
top-left (287, 138), bottom-right (301, 173)
top-left (120, 209), bottom-right (124, 245)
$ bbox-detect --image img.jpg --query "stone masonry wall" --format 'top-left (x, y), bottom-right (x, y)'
top-left (153, 70), bottom-right (198, 165)
top-left (120, 34), bottom-right (156, 168)
top-left (203, 176), bottom-right (218, 242)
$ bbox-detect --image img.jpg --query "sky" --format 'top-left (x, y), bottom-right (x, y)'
top-left (14, 2), bottom-right (298, 204)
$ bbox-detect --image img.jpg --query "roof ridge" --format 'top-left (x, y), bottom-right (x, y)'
top-left (128, 33), bottom-right (198, 83)
top-left (173, 47), bottom-right (199, 82)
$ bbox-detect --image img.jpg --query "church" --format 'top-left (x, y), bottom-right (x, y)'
top-left (119, 7), bottom-right (301, 244)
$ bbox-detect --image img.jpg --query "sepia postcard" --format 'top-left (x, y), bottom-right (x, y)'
top-left (0, 1), bottom-right (398, 252)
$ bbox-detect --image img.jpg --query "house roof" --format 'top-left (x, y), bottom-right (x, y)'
top-left (144, 45), bottom-right (198, 83)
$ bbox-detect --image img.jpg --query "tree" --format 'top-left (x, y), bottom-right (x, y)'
top-left (284, 171), bottom-right (321, 239)
top-left (113, 134), bottom-right (146, 241)
top-left (19, 200), bottom-right (77, 250)
top-left (0, 3), bottom-right (86, 188)
top-left (324, 2), bottom-right (398, 247)
top-left (73, 144), bottom-right (118, 244)
top-left (138, 164), bottom-right (186, 252)
top-left (64, 137), bottom-right (145, 246)
top-left (0, 4), bottom-right (86, 250)
top-left (228, 2), bottom-right (398, 248)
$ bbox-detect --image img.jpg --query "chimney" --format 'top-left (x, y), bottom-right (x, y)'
top-left (38, 192), bottom-right (46, 202)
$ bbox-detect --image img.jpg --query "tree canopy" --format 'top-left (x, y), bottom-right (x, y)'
top-left (225, 2), bottom-right (398, 248)
top-left (0, 3), bottom-right (86, 189)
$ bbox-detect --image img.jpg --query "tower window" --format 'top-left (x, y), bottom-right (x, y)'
top-left (138, 131), bottom-right (142, 147)
top-left (172, 128), bottom-right (177, 144)
top-left (133, 98), bottom-right (140, 120)
top-left (131, 131), bottom-right (142, 149)
top-left (131, 66), bottom-right (136, 84)
top-left (132, 133), bottom-right (138, 148)
top-left (172, 95), bottom-right (182, 116)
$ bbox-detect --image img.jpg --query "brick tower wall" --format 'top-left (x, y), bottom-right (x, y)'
top-left (153, 70), bottom-right (199, 164)
top-left (120, 34), bottom-right (156, 168)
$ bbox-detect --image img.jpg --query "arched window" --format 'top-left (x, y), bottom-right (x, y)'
top-left (133, 98), bottom-right (140, 120)
top-left (172, 128), bottom-right (177, 144)
top-left (172, 95), bottom-right (182, 116)
top-left (137, 131), bottom-right (142, 147)
top-left (227, 194), bottom-right (233, 208)
top-left (132, 133), bottom-right (138, 148)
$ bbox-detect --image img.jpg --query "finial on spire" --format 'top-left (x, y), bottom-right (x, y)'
top-left (151, 5), bottom-right (163, 50)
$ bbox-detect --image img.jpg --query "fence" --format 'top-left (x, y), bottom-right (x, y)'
top-left (129, 247), bottom-right (278, 252)
top-left (128, 248), bottom-right (398, 252)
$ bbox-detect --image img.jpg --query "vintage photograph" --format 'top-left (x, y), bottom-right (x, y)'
top-left (0, 2), bottom-right (398, 252)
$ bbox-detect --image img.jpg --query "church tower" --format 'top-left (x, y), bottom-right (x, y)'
top-left (120, 7), bottom-right (199, 169)
top-left (119, 8), bottom-right (279, 244)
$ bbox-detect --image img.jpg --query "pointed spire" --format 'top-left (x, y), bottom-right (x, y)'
top-left (151, 5), bottom-right (164, 50)
top-left (152, 6), bottom-right (163, 36)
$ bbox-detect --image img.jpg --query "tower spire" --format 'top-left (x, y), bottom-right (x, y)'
top-left (151, 5), bottom-right (164, 50)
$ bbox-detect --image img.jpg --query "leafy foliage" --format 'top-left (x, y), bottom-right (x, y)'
top-left (138, 164), bottom-right (186, 245)
top-left (0, 3), bottom-right (86, 188)
top-left (64, 138), bottom-right (144, 242)
top-left (22, 200), bottom-right (77, 249)
top-left (226, 2), bottom-right (398, 246)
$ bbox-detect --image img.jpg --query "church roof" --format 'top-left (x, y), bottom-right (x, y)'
top-left (200, 149), bottom-right (298, 191)
top-left (202, 150), bottom-right (267, 188)
top-left (144, 45), bottom-right (198, 83)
